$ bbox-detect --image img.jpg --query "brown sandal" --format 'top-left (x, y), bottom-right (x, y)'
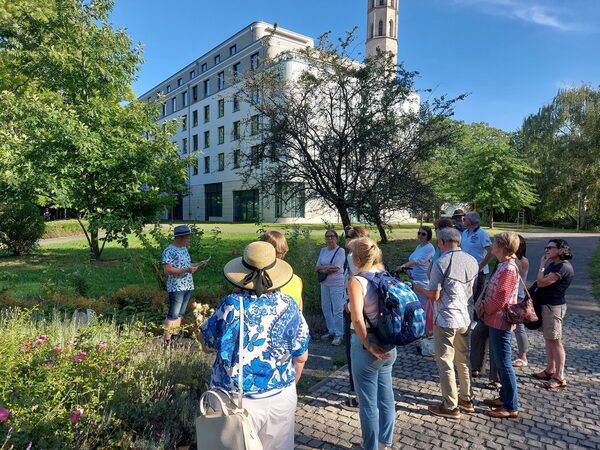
top-left (532, 369), bottom-right (555, 381)
top-left (543, 378), bottom-right (567, 390)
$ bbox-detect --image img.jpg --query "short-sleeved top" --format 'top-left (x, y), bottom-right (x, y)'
top-left (428, 249), bottom-right (479, 329)
top-left (538, 260), bottom-right (574, 306)
top-left (350, 269), bottom-right (382, 328)
top-left (316, 245), bottom-right (346, 287)
top-left (409, 243), bottom-right (435, 283)
top-left (280, 274), bottom-right (303, 309)
top-left (461, 227), bottom-right (492, 269)
top-left (200, 291), bottom-right (310, 396)
top-left (483, 259), bottom-right (519, 331)
top-left (162, 244), bottom-right (194, 292)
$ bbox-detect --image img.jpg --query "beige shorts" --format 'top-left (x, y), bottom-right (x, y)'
top-left (541, 304), bottom-right (567, 340)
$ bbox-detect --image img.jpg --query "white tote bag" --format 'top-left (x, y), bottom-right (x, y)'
top-left (195, 297), bottom-right (263, 450)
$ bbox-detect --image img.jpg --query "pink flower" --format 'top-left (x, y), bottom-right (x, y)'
top-left (231, 249), bottom-right (238, 255)
top-left (24, 341), bottom-right (31, 349)
top-left (38, 335), bottom-right (47, 342)
top-left (70, 407), bottom-right (84, 424)
top-left (73, 351), bottom-right (87, 363)
top-left (97, 341), bottom-right (107, 350)
top-left (0, 408), bottom-right (9, 423)
top-left (54, 346), bottom-right (63, 353)
top-left (34, 338), bottom-right (44, 346)
top-left (46, 362), bottom-right (54, 369)
top-left (66, 340), bottom-right (74, 346)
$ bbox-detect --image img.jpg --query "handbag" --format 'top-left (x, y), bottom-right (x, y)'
top-left (524, 282), bottom-right (543, 330)
top-left (505, 271), bottom-right (539, 325)
top-left (317, 246), bottom-right (341, 284)
top-left (195, 297), bottom-right (263, 450)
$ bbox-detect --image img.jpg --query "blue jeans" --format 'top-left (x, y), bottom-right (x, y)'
top-left (320, 285), bottom-right (345, 336)
top-left (489, 327), bottom-right (519, 412)
top-left (350, 334), bottom-right (397, 450)
top-left (167, 290), bottom-right (192, 320)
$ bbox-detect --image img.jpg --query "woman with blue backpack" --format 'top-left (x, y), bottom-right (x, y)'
top-left (347, 237), bottom-right (395, 450)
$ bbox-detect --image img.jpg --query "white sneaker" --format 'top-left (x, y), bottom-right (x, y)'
top-left (320, 333), bottom-right (333, 341)
top-left (331, 336), bottom-right (343, 346)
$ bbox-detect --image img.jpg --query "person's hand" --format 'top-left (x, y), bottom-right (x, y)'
top-left (328, 267), bottom-right (340, 273)
top-left (188, 266), bottom-right (199, 274)
top-left (196, 260), bottom-right (208, 269)
top-left (395, 265), bottom-right (403, 273)
top-left (366, 341), bottom-right (391, 360)
top-left (540, 254), bottom-right (548, 268)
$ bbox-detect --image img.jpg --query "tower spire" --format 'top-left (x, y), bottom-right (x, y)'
top-left (366, 0), bottom-right (399, 67)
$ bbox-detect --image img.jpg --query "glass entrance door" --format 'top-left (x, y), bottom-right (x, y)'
top-left (233, 190), bottom-right (259, 222)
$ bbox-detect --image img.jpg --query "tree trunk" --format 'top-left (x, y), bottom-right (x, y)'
top-left (90, 229), bottom-right (102, 260)
top-left (489, 207), bottom-right (494, 229)
top-left (337, 205), bottom-right (351, 229)
top-left (374, 218), bottom-right (388, 244)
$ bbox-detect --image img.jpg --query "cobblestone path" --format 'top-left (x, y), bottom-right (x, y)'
top-left (295, 310), bottom-right (600, 449)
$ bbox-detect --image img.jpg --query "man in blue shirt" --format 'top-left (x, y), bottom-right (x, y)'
top-left (461, 211), bottom-right (493, 300)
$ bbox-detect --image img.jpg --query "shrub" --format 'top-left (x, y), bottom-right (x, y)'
top-left (0, 200), bottom-right (45, 256)
top-left (0, 308), bottom-right (212, 449)
top-left (105, 285), bottom-right (166, 325)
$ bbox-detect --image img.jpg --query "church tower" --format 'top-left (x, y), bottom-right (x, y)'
top-left (366, 0), bottom-right (399, 66)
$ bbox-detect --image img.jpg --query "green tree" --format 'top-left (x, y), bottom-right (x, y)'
top-left (237, 30), bottom-right (462, 242)
top-left (458, 123), bottom-right (538, 228)
top-left (0, 0), bottom-right (189, 259)
top-left (521, 85), bottom-right (600, 229)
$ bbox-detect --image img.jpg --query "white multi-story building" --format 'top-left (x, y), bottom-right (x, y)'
top-left (141, 1), bottom-right (402, 223)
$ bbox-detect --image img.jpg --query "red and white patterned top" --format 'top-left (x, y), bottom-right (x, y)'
top-left (483, 258), bottom-right (519, 331)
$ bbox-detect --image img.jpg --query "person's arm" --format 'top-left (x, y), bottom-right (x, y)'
top-left (479, 246), bottom-right (494, 272)
top-left (196, 329), bottom-right (211, 353)
top-left (163, 263), bottom-right (197, 276)
top-left (414, 260), bottom-right (442, 301)
top-left (414, 282), bottom-right (441, 302)
top-left (293, 351), bottom-right (308, 383)
top-left (484, 267), bottom-right (518, 315)
top-left (348, 277), bottom-right (390, 360)
top-left (536, 256), bottom-right (561, 287)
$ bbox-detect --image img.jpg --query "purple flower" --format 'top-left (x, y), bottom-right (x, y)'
top-left (0, 408), bottom-right (10, 423)
top-left (73, 351), bottom-right (87, 363)
top-left (54, 346), bottom-right (63, 353)
top-left (70, 407), bottom-right (84, 424)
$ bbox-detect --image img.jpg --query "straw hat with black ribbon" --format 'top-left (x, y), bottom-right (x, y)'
top-left (223, 241), bottom-right (293, 296)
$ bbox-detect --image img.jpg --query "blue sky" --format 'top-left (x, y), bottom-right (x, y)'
top-left (111, 0), bottom-right (600, 132)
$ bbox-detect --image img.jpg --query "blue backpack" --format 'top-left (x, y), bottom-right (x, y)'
top-left (358, 271), bottom-right (426, 346)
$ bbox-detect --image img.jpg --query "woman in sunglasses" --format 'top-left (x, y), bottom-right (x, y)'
top-left (396, 226), bottom-right (435, 312)
top-left (531, 239), bottom-right (574, 390)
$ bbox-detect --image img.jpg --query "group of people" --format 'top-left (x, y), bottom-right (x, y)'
top-left (159, 216), bottom-right (574, 450)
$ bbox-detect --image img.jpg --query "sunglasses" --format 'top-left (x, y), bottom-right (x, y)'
top-left (325, 235), bottom-right (336, 239)
top-left (417, 232), bottom-right (427, 237)
top-left (544, 246), bottom-right (558, 250)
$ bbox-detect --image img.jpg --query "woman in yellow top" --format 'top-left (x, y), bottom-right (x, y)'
top-left (260, 231), bottom-right (303, 310)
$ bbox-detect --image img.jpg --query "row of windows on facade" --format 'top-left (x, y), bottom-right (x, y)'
top-left (162, 87), bottom-right (259, 119)
top-left (188, 144), bottom-right (273, 176)
top-left (179, 114), bottom-right (260, 153)
top-left (370, 19), bottom-right (396, 39)
top-left (159, 51), bottom-right (260, 113)
top-left (371, 0), bottom-right (396, 8)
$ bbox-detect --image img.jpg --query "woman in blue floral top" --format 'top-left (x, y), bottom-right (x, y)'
top-left (198, 241), bottom-right (310, 450)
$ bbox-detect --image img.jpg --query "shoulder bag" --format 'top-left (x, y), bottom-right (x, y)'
top-left (195, 297), bottom-right (263, 450)
top-left (505, 270), bottom-right (539, 325)
top-left (317, 246), bottom-right (341, 283)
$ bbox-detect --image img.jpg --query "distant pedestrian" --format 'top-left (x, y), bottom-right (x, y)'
top-left (414, 227), bottom-right (479, 419)
top-left (452, 209), bottom-right (466, 233)
top-left (162, 225), bottom-right (207, 343)
top-left (512, 235), bottom-right (530, 368)
top-left (316, 229), bottom-right (346, 346)
top-left (475, 232), bottom-right (520, 419)
top-left (347, 237), bottom-right (395, 450)
top-left (531, 239), bottom-right (574, 390)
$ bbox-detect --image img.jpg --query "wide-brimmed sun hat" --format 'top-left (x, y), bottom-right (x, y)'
top-left (452, 209), bottom-right (466, 218)
top-left (174, 225), bottom-right (196, 237)
top-left (223, 241), bottom-right (293, 296)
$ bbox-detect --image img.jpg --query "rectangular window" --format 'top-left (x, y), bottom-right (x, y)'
top-left (251, 90), bottom-right (259, 105)
top-left (276, 182), bottom-right (306, 218)
top-left (203, 79), bottom-right (210, 97)
top-left (233, 94), bottom-right (240, 112)
top-left (233, 149), bottom-right (241, 169)
top-left (250, 115), bottom-right (260, 136)
top-left (218, 153), bottom-right (225, 171)
top-left (190, 69), bottom-right (196, 79)
top-left (214, 54), bottom-right (221, 65)
top-left (218, 126), bottom-right (225, 145)
top-left (171, 97), bottom-right (177, 112)
top-left (218, 98), bottom-right (224, 118)
top-left (182, 91), bottom-right (188, 107)
top-left (205, 182), bottom-right (222, 218)
top-left (204, 105), bottom-right (210, 123)
top-left (192, 163), bottom-right (198, 176)
top-left (193, 134), bottom-right (198, 151)
top-left (204, 156), bottom-right (210, 173)
top-left (192, 85), bottom-right (198, 102)
top-left (201, 62), bottom-right (207, 73)
top-left (166, 84), bottom-right (171, 93)
top-left (182, 137), bottom-right (188, 154)
top-left (192, 110), bottom-right (198, 127)
top-left (233, 62), bottom-right (241, 81)
top-left (229, 45), bottom-right (237, 56)
top-left (250, 145), bottom-right (261, 166)
top-left (232, 121), bottom-right (240, 140)
top-left (204, 130), bottom-right (210, 148)
top-left (217, 71), bottom-right (224, 91)
top-left (250, 52), bottom-right (260, 70)
top-left (162, 102), bottom-right (167, 116)
top-left (182, 114), bottom-right (187, 131)
top-left (177, 78), bottom-right (183, 87)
